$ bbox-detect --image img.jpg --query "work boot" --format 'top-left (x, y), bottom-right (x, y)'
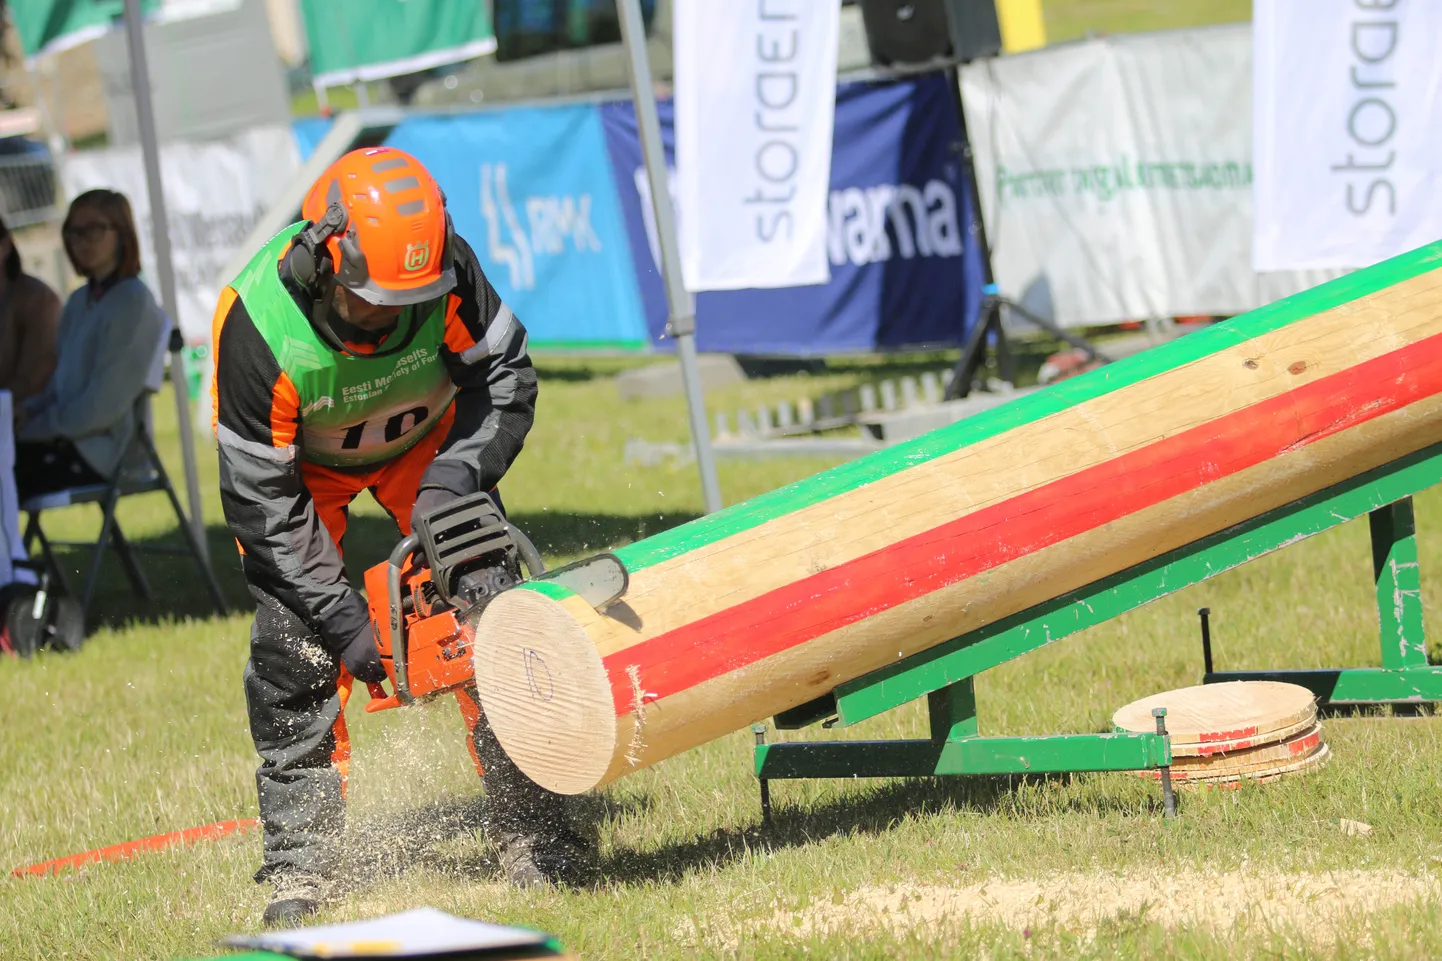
top-left (496, 825), bottom-right (596, 889)
top-left (262, 873), bottom-right (331, 927)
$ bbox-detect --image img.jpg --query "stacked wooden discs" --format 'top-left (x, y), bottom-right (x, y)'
top-left (1112, 681), bottom-right (1329, 786)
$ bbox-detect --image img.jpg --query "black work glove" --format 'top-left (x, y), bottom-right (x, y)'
top-left (339, 623), bottom-right (387, 684)
top-left (413, 485), bottom-right (462, 525)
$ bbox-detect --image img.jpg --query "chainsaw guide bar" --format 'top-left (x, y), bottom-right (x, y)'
top-left (531, 554), bottom-right (629, 611)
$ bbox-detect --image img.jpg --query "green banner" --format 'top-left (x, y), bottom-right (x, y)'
top-left (12, 0), bottom-right (160, 58)
top-left (300, 0), bottom-right (496, 87)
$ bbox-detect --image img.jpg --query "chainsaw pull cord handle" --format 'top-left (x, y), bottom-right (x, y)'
top-left (387, 533), bottom-right (422, 704)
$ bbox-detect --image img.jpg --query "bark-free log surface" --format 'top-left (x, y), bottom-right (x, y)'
top-left (475, 242), bottom-right (1442, 795)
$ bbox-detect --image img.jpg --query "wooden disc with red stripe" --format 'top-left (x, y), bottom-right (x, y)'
top-left (1177, 742), bottom-right (1332, 787)
top-left (1167, 713), bottom-right (1319, 758)
top-left (1112, 681), bottom-right (1318, 753)
top-left (1131, 722), bottom-right (1325, 780)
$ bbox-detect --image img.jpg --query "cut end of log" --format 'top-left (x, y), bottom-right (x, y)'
top-left (1112, 681), bottom-right (1317, 745)
top-left (472, 587), bottom-right (615, 795)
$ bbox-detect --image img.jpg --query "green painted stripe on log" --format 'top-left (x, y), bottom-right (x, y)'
top-left (522, 579), bottom-right (576, 602)
top-left (571, 242), bottom-right (1442, 583)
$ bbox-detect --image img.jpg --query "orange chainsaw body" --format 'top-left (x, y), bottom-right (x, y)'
top-left (363, 559), bottom-right (475, 709)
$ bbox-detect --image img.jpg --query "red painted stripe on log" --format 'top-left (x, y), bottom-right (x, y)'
top-left (604, 335), bottom-right (1442, 713)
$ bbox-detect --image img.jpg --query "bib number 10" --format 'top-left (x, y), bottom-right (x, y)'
top-left (340, 406), bottom-right (429, 450)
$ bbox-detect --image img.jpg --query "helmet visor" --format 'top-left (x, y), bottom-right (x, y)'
top-left (344, 266), bottom-right (457, 307)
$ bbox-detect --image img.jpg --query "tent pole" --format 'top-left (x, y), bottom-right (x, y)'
top-left (617, 0), bottom-right (722, 514)
top-left (121, 0), bottom-right (211, 564)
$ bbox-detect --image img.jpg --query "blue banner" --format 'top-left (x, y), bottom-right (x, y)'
top-left (292, 117), bottom-right (333, 162)
top-left (383, 106), bottom-right (650, 349)
top-left (600, 72), bottom-right (984, 354)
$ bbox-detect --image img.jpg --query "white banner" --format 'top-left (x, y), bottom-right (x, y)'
top-left (60, 124), bottom-right (300, 343)
top-left (960, 25), bottom-right (1338, 328)
top-left (673, 0), bottom-right (838, 291)
top-left (1253, 0), bottom-right (1442, 271)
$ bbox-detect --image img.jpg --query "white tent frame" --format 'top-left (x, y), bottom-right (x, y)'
top-left (120, 0), bottom-right (210, 563)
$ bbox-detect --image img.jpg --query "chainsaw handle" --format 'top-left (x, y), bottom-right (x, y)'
top-left (505, 523), bottom-right (547, 578)
top-left (364, 681), bottom-right (402, 714)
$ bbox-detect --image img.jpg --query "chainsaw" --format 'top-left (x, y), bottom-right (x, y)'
top-left (362, 490), bottom-right (628, 713)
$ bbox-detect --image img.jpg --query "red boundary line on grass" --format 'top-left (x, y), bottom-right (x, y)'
top-left (603, 332), bottom-right (1442, 712)
top-left (11, 818), bottom-right (259, 877)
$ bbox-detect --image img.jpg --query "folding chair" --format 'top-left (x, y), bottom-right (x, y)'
top-left (20, 319), bottom-right (227, 623)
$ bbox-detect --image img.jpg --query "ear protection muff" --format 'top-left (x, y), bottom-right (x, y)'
top-left (285, 202), bottom-right (353, 356)
top-left (288, 243), bottom-right (318, 288)
top-left (288, 202), bottom-right (349, 291)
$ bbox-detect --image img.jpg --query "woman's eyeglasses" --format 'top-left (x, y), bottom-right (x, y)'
top-left (63, 223), bottom-right (115, 242)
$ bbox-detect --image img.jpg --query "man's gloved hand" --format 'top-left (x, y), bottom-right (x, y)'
top-left (338, 623), bottom-right (387, 684)
top-left (413, 485), bottom-right (461, 524)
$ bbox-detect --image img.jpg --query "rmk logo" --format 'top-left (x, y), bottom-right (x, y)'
top-left (480, 162), bottom-right (602, 291)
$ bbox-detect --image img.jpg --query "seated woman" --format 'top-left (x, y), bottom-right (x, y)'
top-left (0, 215), bottom-right (62, 403)
top-left (15, 189), bottom-right (166, 500)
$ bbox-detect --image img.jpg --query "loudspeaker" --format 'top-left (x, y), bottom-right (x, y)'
top-left (859, 0), bottom-right (1003, 66)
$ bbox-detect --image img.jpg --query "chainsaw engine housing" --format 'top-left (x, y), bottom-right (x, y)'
top-left (365, 492), bottom-right (524, 704)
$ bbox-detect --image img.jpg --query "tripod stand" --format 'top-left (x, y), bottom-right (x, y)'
top-left (941, 64), bottom-right (1110, 400)
top-left (946, 290), bottom-right (1112, 400)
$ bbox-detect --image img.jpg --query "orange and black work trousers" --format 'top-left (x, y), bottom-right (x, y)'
top-left (242, 429), bottom-right (568, 884)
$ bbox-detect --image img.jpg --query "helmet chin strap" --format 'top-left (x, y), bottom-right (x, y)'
top-left (310, 274), bottom-right (354, 355)
top-left (287, 203), bottom-right (358, 354)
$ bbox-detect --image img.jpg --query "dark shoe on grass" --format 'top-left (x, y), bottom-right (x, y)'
top-left (262, 873), bottom-right (330, 927)
top-left (497, 827), bottom-right (596, 889)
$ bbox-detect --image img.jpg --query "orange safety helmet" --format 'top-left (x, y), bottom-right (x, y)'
top-left (299, 146), bottom-right (456, 307)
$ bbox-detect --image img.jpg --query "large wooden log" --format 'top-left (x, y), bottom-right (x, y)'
top-left (474, 243), bottom-right (1442, 795)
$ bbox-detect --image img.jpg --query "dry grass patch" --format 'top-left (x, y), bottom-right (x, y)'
top-left (764, 869), bottom-right (1439, 946)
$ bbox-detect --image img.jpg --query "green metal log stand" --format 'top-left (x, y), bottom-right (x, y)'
top-left (753, 442), bottom-right (1442, 816)
top-left (1203, 484), bottom-right (1438, 702)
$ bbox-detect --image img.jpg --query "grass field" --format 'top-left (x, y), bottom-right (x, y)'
top-left (4, 341), bottom-right (1442, 960)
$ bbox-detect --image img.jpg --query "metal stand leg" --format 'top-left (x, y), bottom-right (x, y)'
top-left (1152, 708), bottom-right (1176, 819)
top-left (945, 296), bottom-right (1001, 401)
top-left (993, 309), bottom-right (1016, 385)
top-left (753, 724), bottom-right (772, 826)
top-left (81, 489), bottom-right (124, 619)
top-left (999, 296), bottom-right (1111, 361)
top-left (1371, 498), bottom-right (1426, 668)
top-left (928, 677), bottom-right (978, 741)
top-left (24, 513), bottom-right (73, 598)
top-left (108, 520), bottom-right (153, 601)
top-left (1199, 607), bottom-right (1214, 676)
